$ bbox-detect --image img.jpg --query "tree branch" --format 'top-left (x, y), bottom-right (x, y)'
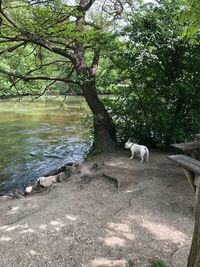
top-left (0, 41), bottom-right (27, 55)
top-left (90, 48), bottom-right (100, 76)
top-left (34, 80), bottom-right (56, 99)
top-left (24, 60), bottom-right (70, 76)
top-left (0, 34), bottom-right (26, 42)
top-left (19, 32), bottom-right (77, 64)
top-left (0, 68), bottom-right (80, 85)
top-left (78, 0), bottom-right (96, 12)
top-left (0, 7), bottom-right (77, 64)
top-left (84, 21), bottom-right (102, 30)
top-left (0, 8), bottom-right (17, 28)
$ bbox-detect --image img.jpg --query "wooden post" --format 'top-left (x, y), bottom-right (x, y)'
top-left (194, 175), bottom-right (200, 213)
top-left (187, 177), bottom-right (200, 267)
top-left (184, 168), bottom-right (196, 192)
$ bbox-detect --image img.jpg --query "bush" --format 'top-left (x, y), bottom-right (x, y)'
top-left (105, 82), bottom-right (200, 147)
top-left (104, 1), bottom-right (200, 147)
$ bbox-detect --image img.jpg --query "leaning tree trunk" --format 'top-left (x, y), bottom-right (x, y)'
top-left (187, 188), bottom-right (200, 267)
top-left (82, 80), bottom-right (117, 152)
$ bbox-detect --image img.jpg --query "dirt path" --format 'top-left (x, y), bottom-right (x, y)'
top-left (0, 150), bottom-right (194, 267)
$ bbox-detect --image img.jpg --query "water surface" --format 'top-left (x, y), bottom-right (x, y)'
top-left (0, 96), bottom-right (90, 194)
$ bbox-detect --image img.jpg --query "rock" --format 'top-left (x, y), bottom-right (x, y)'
top-left (57, 171), bottom-right (70, 182)
top-left (80, 165), bottom-right (91, 178)
top-left (71, 163), bottom-right (82, 174)
top-left (25, 185), bottom-right (33, 194)
top-left (171, 246), bottom-right (190, 267)
top-left (38, 175), bottom-right (58, 188)
top-left (43, 162), bottom-right (73, 177)
top-left (12, 189), bottom-right (25, 198)
top-left (0, 195), bottom-right (12, 200)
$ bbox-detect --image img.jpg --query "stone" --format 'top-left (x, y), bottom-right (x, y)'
top-left (38, 175), bottom-right (58, 188)
top-left (57, 171), bottom-right (69, 182)
top-left (13, 189), bottom-right (25, 198)
top-left (0, 195), bottom-right (12, 200)
top-left (171, 246), bottom-right (190, 267)
top-left (25, 186), bottom-right (33, 194)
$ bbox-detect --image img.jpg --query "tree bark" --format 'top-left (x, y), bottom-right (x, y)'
top-left (187, 187), bottom-right (200, 267)
top-left (82, 79), bottom-right (117, 152)
top-left (71, 1), bottom-right (117, 152)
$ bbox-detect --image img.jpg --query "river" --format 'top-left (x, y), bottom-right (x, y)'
top-left (0, 96), bottom-right (90, 195)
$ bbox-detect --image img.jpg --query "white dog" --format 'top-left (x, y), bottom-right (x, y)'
top-left (125, 139), bottom-right (149, 162)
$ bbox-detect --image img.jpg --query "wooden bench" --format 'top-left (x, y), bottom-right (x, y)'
top-left (168, 154), bottom-right (200, 211)
top-left (171, 141), bottom-right (200, 159)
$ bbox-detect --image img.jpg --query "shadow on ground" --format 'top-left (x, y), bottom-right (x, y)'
top-left (0, 150), bottom-right (194, 267)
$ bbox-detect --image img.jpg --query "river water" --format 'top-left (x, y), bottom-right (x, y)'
top-left (0, 96), bottom-right (90, 195)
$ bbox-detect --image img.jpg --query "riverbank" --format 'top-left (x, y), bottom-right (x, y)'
top-left (0, 149), bottom-right (194, 267)
top-left (0, 96), bottom-right (89, 194)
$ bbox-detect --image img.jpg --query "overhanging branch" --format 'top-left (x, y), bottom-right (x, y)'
top-left (0, 41), bottom-right (27, 55)
top-left (0, 8), bottom-right (77, 64)
top-left (0, 68), bottom-right (80, 85)
top-left (24, 60), bottom-right (70, 76)
top-left (0, 8), bottom-right (17, 28)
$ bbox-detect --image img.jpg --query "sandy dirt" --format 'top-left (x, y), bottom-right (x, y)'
top-left (0, 149), bottom-right (194, 267)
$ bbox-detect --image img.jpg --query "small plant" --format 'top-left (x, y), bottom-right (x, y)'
top-left (150, 259), bottom-right (167, 267)
top-left (84, 146), bottom-right (102, 161)
top-left (126, 259), bottom-right (134, 267)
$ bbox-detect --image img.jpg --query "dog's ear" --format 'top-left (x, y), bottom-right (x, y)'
top-left (128, 138), bottom-right (131, 143)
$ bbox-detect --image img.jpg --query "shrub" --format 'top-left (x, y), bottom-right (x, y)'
top-left (104, 1), bottom-right (200, 147)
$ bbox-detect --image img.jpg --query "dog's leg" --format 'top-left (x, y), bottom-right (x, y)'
top-left (130, 152), bottom-right (134, 159)
top-left (140, 150), bottom-right (145, 162)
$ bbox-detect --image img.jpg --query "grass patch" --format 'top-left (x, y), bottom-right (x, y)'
top-left (150, 259), bottom-right (167, 267)
top-left (126, 259), bottom-right (135, 267)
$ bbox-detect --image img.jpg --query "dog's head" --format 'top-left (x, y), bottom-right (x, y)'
top-left (125, 138), bottom-right (133, 149)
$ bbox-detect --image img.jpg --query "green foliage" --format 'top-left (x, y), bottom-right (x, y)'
top-left (104, 0), bottom-right (200, 147)
top-left (0, 45), bottom-right (45, 96)
top-left (125, 258), bottom-right (167, 267)
top-left (126, 259), bottom-right (135, 267)
top-left (150, 259), bottom-right (167, 267)
top-left (0, 42), bottom-right (78, 97)
top-left (0, 0), bottom-right (120, 97)
top-left (179, 0), bottom-right (200, 41)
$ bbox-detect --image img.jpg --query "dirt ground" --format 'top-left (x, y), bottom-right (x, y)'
top-left (0, 149), bottom-right (195, 267)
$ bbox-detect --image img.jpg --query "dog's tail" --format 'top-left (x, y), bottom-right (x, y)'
top-left (145, 147), bottom-right (149, 162)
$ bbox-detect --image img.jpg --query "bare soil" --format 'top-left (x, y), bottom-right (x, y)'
top-left (0, 149), bottom-right (194, 267)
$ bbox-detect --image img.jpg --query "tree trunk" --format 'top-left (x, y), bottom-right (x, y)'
top-left (187, 187), bottom-right (200, 267)
top-left (82, 80), bottom-right (117, 153)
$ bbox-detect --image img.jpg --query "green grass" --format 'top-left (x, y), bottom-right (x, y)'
top-left (150, 259), bottom-right (167, 267)
top-left (126, 259), bottom-right (135, 267)
top-left (125, 258), bottom-right (167, 267)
